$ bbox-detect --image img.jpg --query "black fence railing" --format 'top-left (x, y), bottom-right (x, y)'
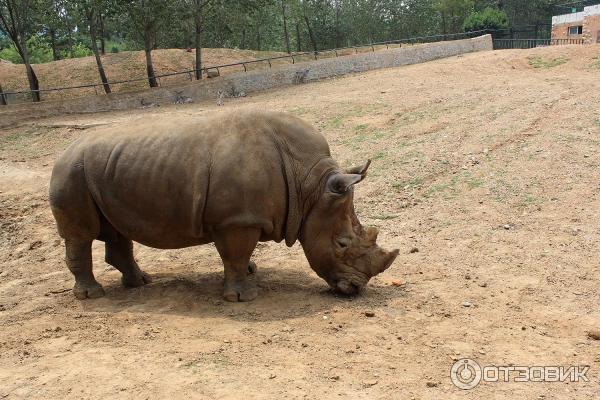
top-left (0, 30), bottom-right (490, 104)
top-left (493, 38), bottom-right (585, 49)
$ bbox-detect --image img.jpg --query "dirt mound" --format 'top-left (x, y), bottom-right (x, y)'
top-left (0, 48), bottom-right (286, 99)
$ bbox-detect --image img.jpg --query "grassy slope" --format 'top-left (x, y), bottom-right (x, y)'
top-left (0, 48), bottom-right (286, 100)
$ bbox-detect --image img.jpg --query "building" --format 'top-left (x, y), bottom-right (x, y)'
top-left (551, 4), bottom-right (600, 43)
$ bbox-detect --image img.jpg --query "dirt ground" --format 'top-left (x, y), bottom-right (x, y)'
top-left (1, 44), bottom-right (600, 399)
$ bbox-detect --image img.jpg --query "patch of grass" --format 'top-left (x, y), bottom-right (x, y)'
top-left (371, 214), bottom-right (399, 220)
top-left (372, 152), bottom-right (386, 161)
top-left (327, 116), bottom-right (343, 129)
top-left (527, 56), bottom-right (569, 69)
top-left (518, 193), bottom-right (539, 207)
top-left (591, 57), bottom-right (600, 70)
top-left (287, 106), bottom-right (308, 115)
top-left (392, 177), bottom-right (423, 191)
top-left (463, 173), bottom-right (484, 190)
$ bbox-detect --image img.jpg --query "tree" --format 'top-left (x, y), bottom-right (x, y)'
top-left (124, 0), bottom-right (175, 87)
top-left (463, 7), bottom-right (508, 32)
top-left (435, 0), bottom-right (474, 34)
top-left (0, 0), bottom-right (41, 102)
top-left (78, 0), bottom-right (111, 93)
top-left (280, 0), bottom-right (290, 53)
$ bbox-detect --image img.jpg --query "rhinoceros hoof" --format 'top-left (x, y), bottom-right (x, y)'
top-left (73, 282), bottom-right (105, 300)
top-left (224, 280), bottom-right (258, 302)
top-left (121, 271), bottom-right (152, 288)
top-left (248, 261), bottom-right (257, 275)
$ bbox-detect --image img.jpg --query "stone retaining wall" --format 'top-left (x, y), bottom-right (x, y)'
top-left (0, 35), bottom-right (493, 128)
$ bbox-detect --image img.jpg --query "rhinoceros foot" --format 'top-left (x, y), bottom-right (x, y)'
top-left (73, 281), bottom-right (105, 300)
top-left (224, 278), bottom-right (258, 302)
top-left (121, 271), bottom-right (152, 288)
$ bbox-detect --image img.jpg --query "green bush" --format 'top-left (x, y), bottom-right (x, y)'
top-left (111, 46), bottom-right (119, 53)
top-left (70, 43), bottom-right (93, 58)
top-left (0, 36), bottom-right (53, 64)
top-left (0, 45), bottom-right (21, 63)
top-left (463, 7), bottom-right (509, 32)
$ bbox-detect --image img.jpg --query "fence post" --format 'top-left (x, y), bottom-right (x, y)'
top-left (0, 84), bottom-right (6, 106)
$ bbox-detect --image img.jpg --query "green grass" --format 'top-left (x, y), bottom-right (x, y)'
top-left (527, 56), bottom-right (569, 69)
top-left (591, 57), bottom-right (600, 70)
top-left (392, 177), bottom-right (423, 191)
top-left (371, 214), bottom-right (399, 220)
top-left (327, 116), bottom-right (343, 129)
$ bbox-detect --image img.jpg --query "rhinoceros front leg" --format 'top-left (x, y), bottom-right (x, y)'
top-left (65, 239), bottom-right (105, 299)
top-left (214, 227), bottom-right (260, 302)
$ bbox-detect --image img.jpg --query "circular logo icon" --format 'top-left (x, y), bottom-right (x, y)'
top-left (450, 358), bottom-right (482, 390)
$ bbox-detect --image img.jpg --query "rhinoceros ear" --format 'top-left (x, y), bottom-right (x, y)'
top-left (345, 159), bottom-right (371, 178)
top-left (327, 173), bottom-right (364, 194)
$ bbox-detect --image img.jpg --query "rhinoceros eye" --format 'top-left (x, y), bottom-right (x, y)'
top-left (335, 237), bottom-right (352, 249)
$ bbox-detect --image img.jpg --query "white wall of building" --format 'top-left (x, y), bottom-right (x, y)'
top-left (552, 4), bottom-right (600, 26)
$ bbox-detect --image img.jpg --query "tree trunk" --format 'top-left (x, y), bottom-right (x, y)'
top-left (99, 12), bottom-right (106, 55)
top-left (240, 28), bottom-right (246, 49)
top-left (441, 13), bottom-right (447, 35)
top-left (281, 0), bottom-right (291, 54)
top-left (194, 0), bottom-right (203, 80)
top-left (89, 19), bottom-right (111, 94)
top-left (14, 41), bottom-right (41, 102)
top-left (335, 2), bottom-right (341, 48)
top-left (256, 26), bottom-right (261, 51)
top-left (144, 28), bottom-right (158, 87)
top-left (295, 22), bottom-right (301, 51)
top-left (0, 83), bottom-right (6, 106)
top-left (304, 15), bottom-right (317, 52)
top-left (49, 29), bottom-right (60, 61)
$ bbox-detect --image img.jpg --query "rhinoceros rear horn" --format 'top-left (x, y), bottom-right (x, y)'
top-left (345, 159), bottom-right (371, 178)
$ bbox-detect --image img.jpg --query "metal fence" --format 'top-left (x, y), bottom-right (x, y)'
top-left (493, 38), bottom-right (585, 49)
top-left (0, 30), bottom-right (489, 104)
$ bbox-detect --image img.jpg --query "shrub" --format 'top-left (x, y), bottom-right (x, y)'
top-left (463, 7), bottom-right (509, 32)
top-left (69, 43), bottom-right (93, 58)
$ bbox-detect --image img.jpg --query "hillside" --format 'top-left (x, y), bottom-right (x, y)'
top-left (0, 48), bottom-right (287, 100)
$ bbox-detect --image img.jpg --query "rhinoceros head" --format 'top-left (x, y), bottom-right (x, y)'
top-left (299, 160), bottom-right (399, 295)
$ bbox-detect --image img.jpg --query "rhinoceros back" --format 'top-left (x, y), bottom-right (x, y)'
top-left (50, 111), bottom-right (333, 249)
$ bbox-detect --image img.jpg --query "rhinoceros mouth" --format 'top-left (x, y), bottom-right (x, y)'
top-left (334, 279), bottom-right (362, 295)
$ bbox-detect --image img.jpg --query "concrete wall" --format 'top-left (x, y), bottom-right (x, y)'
top-left (0, 35), bottom-right (493, 128)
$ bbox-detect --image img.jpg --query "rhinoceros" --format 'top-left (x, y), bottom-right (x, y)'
top-left (49, 111), bottom-right (399, 302)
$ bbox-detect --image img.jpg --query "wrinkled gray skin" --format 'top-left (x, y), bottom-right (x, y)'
top-left (49, 111), bottom-right (399, 302)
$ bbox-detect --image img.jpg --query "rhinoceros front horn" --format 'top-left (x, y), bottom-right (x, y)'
top-left (380, 249), bottom-right (399, 274)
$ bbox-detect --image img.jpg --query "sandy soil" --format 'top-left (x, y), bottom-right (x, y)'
top-left (1, 44), bottom-right (600, 399)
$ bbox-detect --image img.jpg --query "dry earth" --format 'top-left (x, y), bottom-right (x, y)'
top-left (1, 44), bottom-right (600, 399)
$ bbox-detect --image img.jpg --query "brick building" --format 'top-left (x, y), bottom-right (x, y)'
top-left (551, 4), bottom-right (600, 43)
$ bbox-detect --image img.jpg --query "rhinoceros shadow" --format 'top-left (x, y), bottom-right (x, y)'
top-left (81, 266), bottom-right (406, 321)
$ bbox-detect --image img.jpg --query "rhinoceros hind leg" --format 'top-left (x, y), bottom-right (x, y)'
top-left (214, 228), bottom-right (261, 302)
top-left (104, 233), bottom-right (151, 288)
top-left (65, 239), bottom-right (105, 299)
